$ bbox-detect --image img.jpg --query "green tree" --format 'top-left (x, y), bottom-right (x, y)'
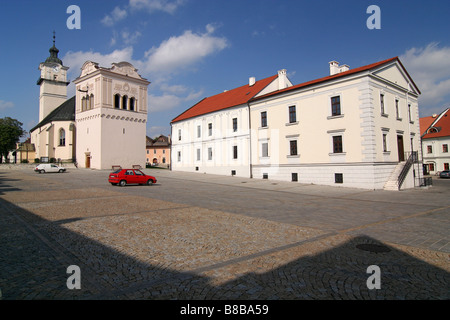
top-left (0, 117), bottom-right (25, 163)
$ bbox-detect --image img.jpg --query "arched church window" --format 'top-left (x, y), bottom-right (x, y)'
top-left (89, 94), bottom-right (94, 109)
top-left (81, 97), bottom-right (87, 111)
top-left (130, 97), bottom-right (135, 111)
top-left (122, 95), bottom-right (128, 110)
top-left (114, 94), bottom-right (120, 109)
top-left (59, 128), bottom-right (66, 146)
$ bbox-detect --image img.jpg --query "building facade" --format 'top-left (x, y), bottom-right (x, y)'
top-left (420, 108), bottom-right (450, 175)
top-left (171, 57), bottom-right (423, 190)
top-left (31, 35), bottom-right (150, 169)
top-left (171, 70), bottom-right (292, 177)
top-left (30, 36), bottom-right (75, 163)
top-left (74, 61), bottom-right (150, 169)
top-left (146, 134), bottom-right (171, 167)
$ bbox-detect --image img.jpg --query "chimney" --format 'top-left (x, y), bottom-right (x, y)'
top-left (329, 61), bottom-right (350, 75)
top-left (249, 77), bottom-right (256, 86)
top-left (278, 69), bottom-right (287, 90)
top-left (329, 61), bottom-right (340, 75)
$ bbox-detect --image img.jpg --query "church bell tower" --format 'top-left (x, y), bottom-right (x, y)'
top-left (37, 32), bottom-right (70, 121)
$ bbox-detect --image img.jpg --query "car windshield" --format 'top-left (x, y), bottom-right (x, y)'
top-left (134, 170), bottom-right (144, 175)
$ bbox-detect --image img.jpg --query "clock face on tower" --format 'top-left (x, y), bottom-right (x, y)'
top-left (53, 65), bottom-right (60, 73)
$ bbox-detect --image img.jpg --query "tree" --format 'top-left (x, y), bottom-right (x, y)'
top-left (0, 117), bottom-right (26, 163)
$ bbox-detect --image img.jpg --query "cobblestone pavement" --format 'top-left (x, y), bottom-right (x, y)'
top-left (0, 166), bottom-right (448, 300)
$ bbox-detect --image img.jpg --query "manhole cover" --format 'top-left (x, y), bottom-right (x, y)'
top-left (356, 244), bottom-right (391, 253)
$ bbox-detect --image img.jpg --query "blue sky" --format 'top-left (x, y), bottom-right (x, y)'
top-left (1, 0), bottom-right (450, 139)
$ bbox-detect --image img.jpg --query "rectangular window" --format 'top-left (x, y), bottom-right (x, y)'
top-left (335, 173), bottom-right (343, 184)
top-left (290, 140), bottom-right (298, 156)
top-left (289, 106), bottom-right (296, 123)
top-left (443, 144), bottom-right (448, 153)
top-left (232, 118), bottom-right (238, 132)
top-left (263, 173), bottom-right (268, 179)
top-left (395, 99), bottom-right (400, 119)
top-left (291, 173), bottom-right (298, 182)
top-left (208, 123), bottom-right (212, 136)
top-left (444, 163), bottom-right (449, 170)
top-left (196, 148), bottom-right (201, 161)
top-left (178, 129), bottom-right (181, 141)
top-left (154, 149), bottom-right (156, 154)
top-left (233, 146), bottom-right (238, 159)
top-left (208, 147), bottom-right (212, 160)
top-left (331, 96), bottom-right (341, 116)
top-left (261, 142), bottom-right (269, 157)
top-left (380, 94), bottom-right (385, 114)
top-left (333, 136), bottom-right (343, 153)
top-left (427, 145), bottom-right (433, 154)
top-left (197, 125), bottom-right (201, 138)
top-left (383, 134), bottom-right (388, 152)
top-left (177, 151), bottom-right (181, 162)
top-left (408, 104), bottom-right (412, 122)
top-left (261, 111), bottom-right (267, 127)
top-left (429, 163), bottom-right (435, 171)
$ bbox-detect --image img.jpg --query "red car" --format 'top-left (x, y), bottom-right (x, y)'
top-left (108, 169), bottom-right (157, 186)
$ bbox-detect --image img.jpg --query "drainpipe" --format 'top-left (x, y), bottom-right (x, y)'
top-left (169, 123), bottom-right (173, 171)
top-left (247, 102), bottom-right (253, 178)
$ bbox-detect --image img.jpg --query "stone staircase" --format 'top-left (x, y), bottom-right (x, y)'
top-left (384, 161), bottom-right (406, 191)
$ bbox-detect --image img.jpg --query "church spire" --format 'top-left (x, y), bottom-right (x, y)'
top-left (45, 31), bottom-right (63, 65)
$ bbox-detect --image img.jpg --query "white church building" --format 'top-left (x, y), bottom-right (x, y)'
top-left (30, 35), bottom-right (150, 169)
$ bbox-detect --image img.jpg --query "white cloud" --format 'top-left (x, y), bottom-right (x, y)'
top-left (129, 0), bottom-right (185, 14)
top-left (101, 6), bottom-right (128, 26)
top-left (148, 89), bottom-right (203, 113)
top-left (400, 43), bottom-right (450, 108)
top-left (147, 126), bottom-right (171, 138)
top-left (0, 100), bottom-right (14, 111)
top-left (143, 24), bottom-right (228, 74)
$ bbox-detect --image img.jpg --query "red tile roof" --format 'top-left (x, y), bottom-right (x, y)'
top-left (420, 116), bottom-right (436, 136)
top-left (251, 57), bottom-right (420, 102)
top-left (171, 75), bottom-right (278, 123)
top-left (422, 109), bottom-right (450, 139)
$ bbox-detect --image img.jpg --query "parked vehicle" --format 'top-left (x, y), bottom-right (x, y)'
top-left (34, 163), bottom-right (66, 173)
top-left (439, 170), bottom-right (450, 178)
top-left (108, 169), bottom-right (157, 186)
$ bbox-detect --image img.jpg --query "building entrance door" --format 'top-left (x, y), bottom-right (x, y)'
top-left (397, 135), bottom-right (405, 162)
top-left (85, 153), bottom-right (91, 168)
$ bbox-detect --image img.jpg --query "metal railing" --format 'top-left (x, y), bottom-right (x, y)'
top-left (398, 151), bottom-right (418, 189)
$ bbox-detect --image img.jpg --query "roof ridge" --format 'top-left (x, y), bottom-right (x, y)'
top-left (171, 74), bottom-right (278, 123)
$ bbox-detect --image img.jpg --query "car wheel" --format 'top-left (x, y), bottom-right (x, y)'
top-left (119, 180), bottom-right (127, 187)
top-left (59, 169), bottom-right (64, 173)
top-left (38, 170), bottom-right (42, 174)
top-left (147, 179), bottom-right (153, 185)
top-left (42, 170), bottom-right (46, 173)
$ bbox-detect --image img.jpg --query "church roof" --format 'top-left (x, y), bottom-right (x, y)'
top-left (30, 96), bottom-right (75, 133)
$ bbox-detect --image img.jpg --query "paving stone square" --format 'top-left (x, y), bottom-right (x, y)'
top-left (0, 166), bottom-right (448, 300)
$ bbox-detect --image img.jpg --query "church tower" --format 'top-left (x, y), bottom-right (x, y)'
top-left (37, 32), bottom-right (70, 121)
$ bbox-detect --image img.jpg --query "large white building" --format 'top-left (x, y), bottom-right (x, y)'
top-left (171, 57), bottom-right (424, 190)
top-left (171, 70), bottom-right (292, 177)
top-left (30, 36), bottom-right (150, 169)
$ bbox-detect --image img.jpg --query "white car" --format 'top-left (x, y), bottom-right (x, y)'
top-left (34, 163), bottom-right (66, 173)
